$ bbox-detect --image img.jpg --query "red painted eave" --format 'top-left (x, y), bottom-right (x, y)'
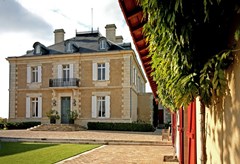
top-left (118, 0), bottom-right (158, 97)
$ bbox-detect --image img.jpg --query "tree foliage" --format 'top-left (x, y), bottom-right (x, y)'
top-left (139, 0), bottom-right (240, 110)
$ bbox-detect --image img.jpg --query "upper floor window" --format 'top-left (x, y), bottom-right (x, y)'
top-left (92, 62), bottom-right (109, 81)
top-left (132, 67), bottom-right (137, 85)
top-left (62, 64), bottom-right (70, 80)
top-left (27, 66), bottom-right (42, 83)
top-left (98, 63), bottom-right (105, 80)
top-left (31, 66), bottom-right (38, 82)
top-left (57, 64), bottom-right (73, 80)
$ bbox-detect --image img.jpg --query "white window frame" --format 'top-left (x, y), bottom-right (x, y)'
top-left (66, 42), bottom-right (72, 52)
top-left (97, 63), bottom-right (106, 81)
top-left (31, 97), bottom-right (39, 117)
top-left (36, 45), bottom-right (41, 54)
top-left (26, 96), bottom-right (42, 118)
top-left (27, 66), bottom-right (41, 83)
top-left (97, 96), bottom-right (106, 118)
top-left (62, 64), bottom-right (70, 81)
top-left (31, 66), bottom-right (38, 83)
top-left (92, 95), bottom-right (110, 118)
top-left (133, 67), bottom-right (137, 85)
top-left (100, 39), bottom-right (106, 50)
top-left (93, 62), bottom-right (109, 81)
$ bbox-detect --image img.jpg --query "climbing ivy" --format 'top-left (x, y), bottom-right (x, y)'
top-left (139, 0), bottom-right (240, 110)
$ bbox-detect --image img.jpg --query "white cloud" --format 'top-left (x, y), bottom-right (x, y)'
top-left (0, 0), bottom-right (152, 118)
top-left (0, 0), bottom-right (53, 40)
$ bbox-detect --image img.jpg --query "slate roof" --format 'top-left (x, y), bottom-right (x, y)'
top-left (23, 31), bottom-right (132, 57)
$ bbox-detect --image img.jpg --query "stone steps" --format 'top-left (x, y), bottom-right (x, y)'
top-left (28, 124), bottom-right (86, 131)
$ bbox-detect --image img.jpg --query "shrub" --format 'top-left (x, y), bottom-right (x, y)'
top-left (87, 122), bottom-right (155, 132)
top-left (5, 121), bottom-right (41, 130)
top-left (0, 123), bottom-right (4, 129)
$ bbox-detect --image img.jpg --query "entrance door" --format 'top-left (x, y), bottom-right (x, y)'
top-left (61, 97), bottom-right (70, 124)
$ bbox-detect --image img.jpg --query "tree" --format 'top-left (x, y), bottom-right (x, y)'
top-left (139, 0), bottom-right (240, 163)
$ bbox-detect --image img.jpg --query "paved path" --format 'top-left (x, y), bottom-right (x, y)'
top-left (59, 145), bottom-right (176, 164)
top-left (0, 130), bottom-right (178, 164)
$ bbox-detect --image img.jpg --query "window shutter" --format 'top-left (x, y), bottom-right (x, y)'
top-left (105, 96), bottom-right (110, 118)
top-left (92, 96), bottom-right (97, 118)
top-left (92, 63), bottom-right (97, 81)
top-left (26, 97), bottom-right (30, 118)
top-left (58, 65), bottom-right (62, 78)
top-left (38, 66), bottom-right (42, 82)
top-left (38, 97), bottom-right (42, 118)
top-left (70, 64), bottom-right (73, 78)
top-left (27, 66), bottom-right (31, 83)
top-left (135, 70), bottom-right (137, 85)
top-left (105, 62), bottom-right (110, 81)
top-left (132, 67), bottom-right (135, 84)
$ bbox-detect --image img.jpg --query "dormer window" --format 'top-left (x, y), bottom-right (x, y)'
top-left (33, 42), bottom-right (48, 55)
top-left (66, 42), bottom-right (72, 53)
top-left (100, 40), bottom-right (106, 50)
top-left (35, 45), bottom-right (41, 54)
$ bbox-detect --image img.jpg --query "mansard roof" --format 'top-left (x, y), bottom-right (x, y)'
top-left (23, 31), bottom-right (132, 57)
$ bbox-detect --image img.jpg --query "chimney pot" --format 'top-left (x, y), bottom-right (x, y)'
top-left (54, 29), bottom-right (65, 44)
top-left (105, 24), bottom-right (117, 42)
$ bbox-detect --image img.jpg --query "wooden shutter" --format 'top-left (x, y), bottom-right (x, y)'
top-left (70, 64), bottom-right (73, 78)
top-left (26, 97), bottom-right (30, 118)
top-left (91, 96), bottom-right (97, 118)
top-left (92, 63), bottom-right (97, 81)
top-left (58, 65), bottom-right (62, 78)
top-left (27, 66), bottom-right (31, 83)
top-left (105, 96), bottom-right (110, 118)
top-left (105, 62), bottom-right (110, 80)
top-left (38, 66), bottom-right (42, 82)
top-left (38, 97), bottom-right (42, 118)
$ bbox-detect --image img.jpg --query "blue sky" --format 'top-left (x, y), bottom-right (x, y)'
top-left (0, 0), bottom-right (151, 118)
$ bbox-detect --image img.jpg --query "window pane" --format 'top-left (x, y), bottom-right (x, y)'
top-left (102, 67), bottom-right (105, 80)
top-left (31, 97), bottom-right (38, 117)
top-left (102, 101), bottom-right (105, 117)
top-left (98, 68), bottom-right (101, 80)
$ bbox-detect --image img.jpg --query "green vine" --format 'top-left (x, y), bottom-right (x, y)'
top-left (139, 0), bottom-right (240, 110)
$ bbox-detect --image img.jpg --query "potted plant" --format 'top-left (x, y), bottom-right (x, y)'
top-left (67, 110), bottom-right (79, 124)
top-left (46, 109), bottom-right (60, 124)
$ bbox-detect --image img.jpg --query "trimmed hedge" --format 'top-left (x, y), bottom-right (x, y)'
top-left (5, 121), bottom-right (41, 130)
top-left (0, 123), bottom-right (4, 129)
top-left (87, 122), bottom-right (155, 132)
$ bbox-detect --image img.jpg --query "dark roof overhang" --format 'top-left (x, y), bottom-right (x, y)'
top-left (118, 0), bottom-right (157, 97)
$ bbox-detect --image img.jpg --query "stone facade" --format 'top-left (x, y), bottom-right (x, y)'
top-left (7, 26), bottom-right (152, 128)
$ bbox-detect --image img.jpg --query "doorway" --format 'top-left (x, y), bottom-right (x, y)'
top-left (61, 97), bottom-right (70, 124)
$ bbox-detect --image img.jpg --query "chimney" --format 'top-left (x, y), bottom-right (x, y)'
top-left (115, 35), bottom-right (123, 43)
top-left (105, 24), bottom-right (116, 42)
top-left (54, 29), bottom-right (65, 44)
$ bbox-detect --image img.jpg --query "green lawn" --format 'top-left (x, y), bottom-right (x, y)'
top-left (0, 142), bottom-right (100, 164)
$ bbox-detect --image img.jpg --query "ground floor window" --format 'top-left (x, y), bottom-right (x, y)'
top-left (26, 96), bottom-right (42, 118)
top-left (31, 97), bottom-right (39, 117)
top-left (92, 95), bottom-right (110, 118)
top-left (97, 96), bottom-right (106, 117)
